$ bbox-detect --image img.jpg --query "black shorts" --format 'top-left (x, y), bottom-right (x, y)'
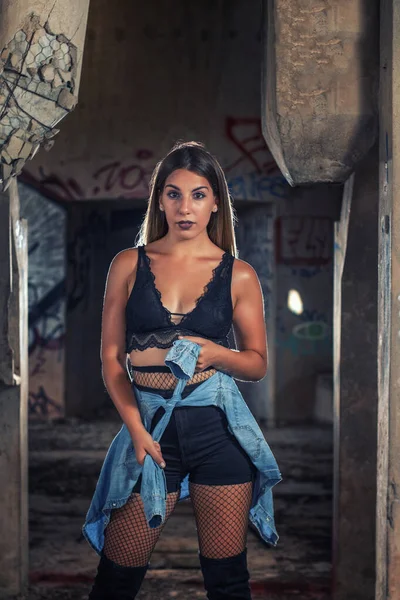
top-left (132, 403), bottom-right (257, 495)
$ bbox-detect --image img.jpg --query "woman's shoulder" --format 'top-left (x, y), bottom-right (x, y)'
top-left (109, 247), bottom-right (141, 277)
top-left (231, 256), bottom-right (260, 285)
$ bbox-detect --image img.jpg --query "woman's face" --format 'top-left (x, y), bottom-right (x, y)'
top-left (159, 168), bottom-right (218, 236)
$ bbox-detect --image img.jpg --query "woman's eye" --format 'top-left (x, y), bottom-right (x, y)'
top-left (193, 193), bottom-right (206, 199)
top-left (167, 191), bottom-right (180, 199)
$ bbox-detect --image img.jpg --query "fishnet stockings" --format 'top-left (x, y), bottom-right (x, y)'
top-left (103, 482), bottom-right (253, 566)
top-left (131, 368), bottom-right (216, 389)
top-left (103, 491), bottom-right (180, 567)
top-left (190, 482), bottom-right (253, 559)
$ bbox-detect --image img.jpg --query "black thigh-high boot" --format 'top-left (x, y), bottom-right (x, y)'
top-left (88, 553), bottom-right (149, 599)
top-left (199, 547), bottom-right (252, 600)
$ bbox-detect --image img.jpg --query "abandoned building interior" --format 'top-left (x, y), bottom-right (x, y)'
top-left (0, 1), bottom-right (398, 599)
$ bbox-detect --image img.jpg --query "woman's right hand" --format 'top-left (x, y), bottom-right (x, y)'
top-left (131, 427), bottom-right (166, 468)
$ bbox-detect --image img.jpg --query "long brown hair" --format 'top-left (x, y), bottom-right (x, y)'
top-left (136, 141), bottom-right (238, 256)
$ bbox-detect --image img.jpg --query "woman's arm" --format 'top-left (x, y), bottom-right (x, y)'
top-left (182, 259), bottom-right (268, 382)
top-left (100, 248), bottom-right (145, 438)
top-left (214, 259), bottom-right (268, 382)
top-left (100, 250), bottom-right (168, 469)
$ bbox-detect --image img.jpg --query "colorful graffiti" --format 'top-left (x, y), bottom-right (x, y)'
top-left (21, 149), bottom-right (155, 202)
top-left (224, 117), bottom-right (278, 175)
top-left (21, 117), bottom-right (290, 202)
top-left (292, 321), bottom-right (330, 341)
top-left (91, 149), bottom-right (154, 196)
top-left (19, 182), bottom-right (66, 418)
top-left (235, 207), bottom-right (274, 319)
top-left (276, 332), bottom-right (332, 357)
top-left (276, 212), bottom-right (334, 360)
top-left (276, 216), bottom-right (333, 266)
top-left (228, 172), bottom-right (287, 200)
top-left (276, 302), bottom-right (331, 357)
top-left (225, 117), bottom-right (288, 200)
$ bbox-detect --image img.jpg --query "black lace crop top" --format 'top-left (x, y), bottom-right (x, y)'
top-left (125, 245), bottom-right (235, 353)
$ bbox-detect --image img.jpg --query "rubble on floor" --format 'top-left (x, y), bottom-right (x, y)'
top-left (28, 418), bottom-right (333, 599)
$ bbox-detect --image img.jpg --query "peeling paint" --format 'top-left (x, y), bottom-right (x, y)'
top-left (0, 15), bottom-right (78, 191)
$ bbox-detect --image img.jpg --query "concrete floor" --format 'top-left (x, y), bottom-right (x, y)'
top-left (28, 417), bottom-right (333, 599)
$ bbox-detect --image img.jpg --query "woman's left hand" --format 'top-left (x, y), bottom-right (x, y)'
top-left (177, 336), bottom-right (223, 373)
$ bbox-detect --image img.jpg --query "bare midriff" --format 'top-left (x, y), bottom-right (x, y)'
top-left (129, 345), bottom-right (173, 368)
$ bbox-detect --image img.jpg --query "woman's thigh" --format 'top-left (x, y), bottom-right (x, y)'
top-left (104, 490), bottom-right (180, 566)
top-left (189, 481), bottom-right (254, 558)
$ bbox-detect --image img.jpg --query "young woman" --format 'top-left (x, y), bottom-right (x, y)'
top-left (85, 141), bottom-right (281, 599)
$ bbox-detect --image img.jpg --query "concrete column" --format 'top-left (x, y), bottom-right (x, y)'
top-left (262, 0), bottom-right (379, 185)
top-left (333, 146), bottom-right (379, 599)
top-left (376, 1), bottom-right (400, 597)
top-left (0, 0), bottom-right (90, 191)
top-left (0, 179), bottom-right (28, 598)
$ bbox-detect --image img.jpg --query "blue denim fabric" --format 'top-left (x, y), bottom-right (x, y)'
top-left (82, 339), bottom-right (282, 555)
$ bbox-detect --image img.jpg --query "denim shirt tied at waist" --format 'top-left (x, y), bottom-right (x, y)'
top-left (82, 339), bottom-right (282, 554)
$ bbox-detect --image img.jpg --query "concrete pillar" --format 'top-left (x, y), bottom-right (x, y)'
top-left (0, 179), bottom-right (28, 598)
top-left (0, 3), bottom-right (90, 592)
top-left (376, 2), bottom-right (400, 597)
top-left (262, 0), bottom-right (379, 184)
top-left (333, 146), bottom-right (379, 599)
top-left (0, 0), bottom-right (90, 191)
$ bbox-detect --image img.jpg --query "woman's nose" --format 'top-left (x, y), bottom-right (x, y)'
top-left (179, 196), bottom-right (191, 213)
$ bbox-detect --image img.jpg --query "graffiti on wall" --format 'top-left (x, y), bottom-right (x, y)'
top-left (275, 213), bottom-right (334, 360)
top-left (228, 171), bottom-right (288, 201)
top-left (235, 207), bottom-right (274, 319)
top-left (276, 304), bottom-right (332, 357)
top-left (22, 149), bottom-right (155, 202)
top-left (91, 149), bottom-right (155, 197)
top-left (276, 331), bottom-right (332, 357)
top-left (224, 117), bottom-right (288, 200)
top-left (29, 280), bottom-right (65, 371)
top-left (276, 216), bottom-right (333, 266)
top-left (289, 265), bottom-right (327, 279)
top-left (29, 386), bottom-right (61, 417)
top-left (19, 182), bottom-right (66, 417)
top-left (19, 151), bottom-right (152, 202)
top-left (67, 210), bottom-right (108, 311)
top-left (21, 117), bottom-right (289, 202)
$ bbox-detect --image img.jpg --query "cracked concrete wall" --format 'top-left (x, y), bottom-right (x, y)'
top-left (262, 0), bottom-right (379, 185)
top-left (0, 0), bottom-right (90, 191)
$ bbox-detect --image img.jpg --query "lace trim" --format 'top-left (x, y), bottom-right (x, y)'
top-left (141, 245), bottom-right (231, 328)
top-left (125, 329), bottom-right (229, 354)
